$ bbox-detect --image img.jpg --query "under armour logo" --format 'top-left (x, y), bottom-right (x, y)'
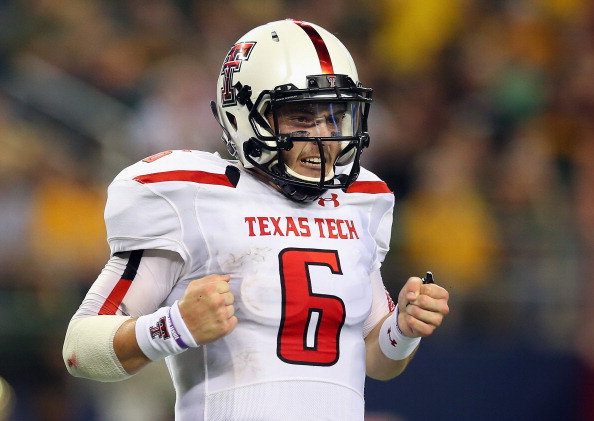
top-left (318, 193), bottom-right (340, 207)
top-left (387, 327), bottom-right (398, 347)
top-left (149, 316), bottom-right (170, 340)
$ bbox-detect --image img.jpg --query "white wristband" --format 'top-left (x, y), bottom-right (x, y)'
top-left (378, 305), bottom-right (421, 360)
top-left (135, 301), bottom-right (199, 361)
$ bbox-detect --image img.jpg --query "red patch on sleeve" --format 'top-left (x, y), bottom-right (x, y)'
top-left (385, 288), bottom-right (396, 312)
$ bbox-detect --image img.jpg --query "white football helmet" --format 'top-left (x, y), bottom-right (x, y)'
top-left (211, 19), bottom-right (372, 201)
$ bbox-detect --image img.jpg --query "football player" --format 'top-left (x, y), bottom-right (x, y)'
top-left (63, 19), bottom-right (449, 420)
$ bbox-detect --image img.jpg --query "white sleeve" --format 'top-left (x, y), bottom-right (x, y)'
top-left (73, 249), bottom-right (184, 319)
top-left (370, 194), bottom-right (394, 264)
top-left (105, 179), bottom-right (192, 262)
top-left (362, 268), bottom-right (395, 338)
top-left (355, 167), bottom-right (395, 264)
top-left (64, 249), bottom-right (185, 382)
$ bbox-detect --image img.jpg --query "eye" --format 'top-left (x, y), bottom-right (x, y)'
top-left (326, 114), bottom-right (344, 127)
top-left (288, 114), bottom-right (315, 126)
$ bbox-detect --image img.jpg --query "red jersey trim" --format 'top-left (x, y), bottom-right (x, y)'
top-left (291, 20), bottom-right (334, 74)
top-left (345, 181), bottom-right (392, 194)
top-left (133, 170), bottom-right (236, 187)
top-left (99, 250), bottom-right (144, 315)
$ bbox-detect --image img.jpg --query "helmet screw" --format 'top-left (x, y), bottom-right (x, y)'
top-left (244, 138), bottom-right (262, 157)
top-left (236, 84), bottom-right (253, 106)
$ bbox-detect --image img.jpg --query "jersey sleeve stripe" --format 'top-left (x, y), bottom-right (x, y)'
top-left (345, 181), bottom-right (392, 194)
top-left (133, 170), bottom-right (237, 187)
top-left (98, 250), bottom-right (144, 315)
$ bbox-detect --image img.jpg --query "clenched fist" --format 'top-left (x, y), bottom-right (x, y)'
top-left (397, 277), bottom-right (450, 338)
top-left (178, 274), bottom-right (238, 344)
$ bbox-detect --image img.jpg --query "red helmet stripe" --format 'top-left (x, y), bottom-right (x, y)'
top-left (291, 20), bottom-right (334, 74)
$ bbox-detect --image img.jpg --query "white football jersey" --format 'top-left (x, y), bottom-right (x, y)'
top-left (89, 150), bottom-right (395, 420)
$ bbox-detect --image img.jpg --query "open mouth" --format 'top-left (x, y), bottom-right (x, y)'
top-left (283, 155), bottom-right (335, 183)
top-left (301, 156), bottom-right (323, 168)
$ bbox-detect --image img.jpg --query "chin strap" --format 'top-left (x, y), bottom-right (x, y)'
top-left (269, 162), bottom-right (326, 202)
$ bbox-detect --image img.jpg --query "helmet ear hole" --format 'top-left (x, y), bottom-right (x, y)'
top-left (226, 112), bottom-right (238, 131)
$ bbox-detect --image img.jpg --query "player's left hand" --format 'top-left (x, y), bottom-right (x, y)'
top-left (397, 277), bottom-right (449, 338)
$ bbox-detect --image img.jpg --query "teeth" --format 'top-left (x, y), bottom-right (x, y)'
top-left (302, 157), bottom-right (322, 165)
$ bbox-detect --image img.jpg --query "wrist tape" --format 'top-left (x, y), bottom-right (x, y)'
top-left (135, 301), bottom-right (199, 361)
top-left (378, 305), bottom-right (421, 360)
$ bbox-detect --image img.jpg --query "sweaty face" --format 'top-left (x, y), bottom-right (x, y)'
top-left (270, 102), bottom-right (348, 181)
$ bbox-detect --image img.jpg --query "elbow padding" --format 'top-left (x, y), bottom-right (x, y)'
top-left (63, 315), bottom-right (133, 382)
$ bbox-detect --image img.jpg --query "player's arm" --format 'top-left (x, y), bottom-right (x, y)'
top-left (111, 269), bottom-right (237, 375)
top-left (365, 312), bottom-right (415, 380)
top-left (364, 275), bottom-right (449, 380)
top-left (63, 250), bottom-right (236, 381)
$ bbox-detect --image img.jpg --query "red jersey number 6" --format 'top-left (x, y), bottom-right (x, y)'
top-left (277, 248), bottom-right (346, 366)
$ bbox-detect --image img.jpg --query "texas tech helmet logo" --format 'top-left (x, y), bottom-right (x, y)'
top-left (221, 42), bottom-right (256, 107)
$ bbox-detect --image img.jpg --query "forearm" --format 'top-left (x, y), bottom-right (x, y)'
top-left (113, 318), bottom-right (152, 374)
top-left (365, 312), bottom-right (419, 381)
top-left (64, 305), bottom-right (195, 381)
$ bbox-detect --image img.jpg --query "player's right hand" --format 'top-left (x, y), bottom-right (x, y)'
top-left (177, 274), bottom-right (237, 345)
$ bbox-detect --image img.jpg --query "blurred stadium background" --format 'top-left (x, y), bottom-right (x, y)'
top-left (0, 0), bottom-right (593, 420)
